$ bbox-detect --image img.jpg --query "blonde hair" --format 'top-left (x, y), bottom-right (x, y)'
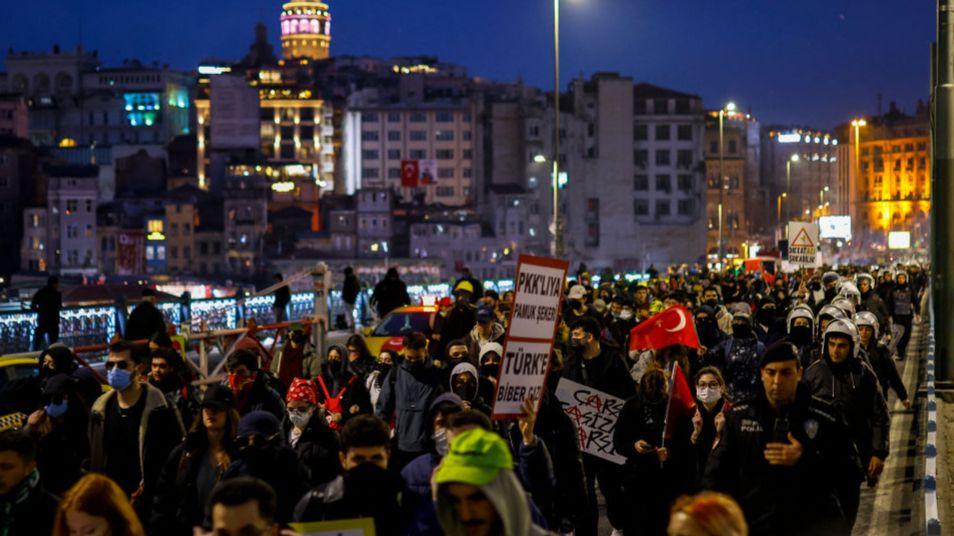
top-left (52, 474), bottom-right (145, 536)
top-left (669, 492), bottom-right (748, 536)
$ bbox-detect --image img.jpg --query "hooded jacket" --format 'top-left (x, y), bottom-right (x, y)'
top-left (803, 348), bottom-right (890, 462)
top-left (294, 463), bottom-right (409, 535)
top-left (464, 322), bottom-right (506, 364)
top-left (375, 361), bottom-right (444, 453)
top-left (435, 468), bottom-right (553, 536)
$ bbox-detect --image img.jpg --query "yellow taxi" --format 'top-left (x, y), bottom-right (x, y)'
top-left (364, 304), bottom-right (439, 356)
top-left (0, 355), bottom-right (39, 431)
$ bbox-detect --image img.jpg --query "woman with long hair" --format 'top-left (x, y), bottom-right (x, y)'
top-left (345, 334), bottom-right (376, 380)
top-left (52, 473), bottom-right (145, 536)
top-left (315, 345), bottom-right (372, 430)
top-left (149, 384), bottom-right (240, 535)
top-left (667, 491), bottom-right (748, 536)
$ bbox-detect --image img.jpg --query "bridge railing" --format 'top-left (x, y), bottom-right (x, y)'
top-left (924, 293), bottom-right (941, 536)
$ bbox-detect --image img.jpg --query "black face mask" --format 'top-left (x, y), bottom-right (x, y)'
top-left (453, 380), bottom-right (478, 401)
top-left (704, 298), bottom-right (719, 308)
top-left (696, 319), bottom-right (719, 346)
top-left (480, 363), bottom-right (500, 378)
top-left (572, 301), bottom-right (584, 311)
top-left (756, 309), bottom-right (775, 326)
top-left (328, 358), bottom-right (345, 377)
top-left (789, 325), bottom-right (813, 347)
top-left (732, 324), bottom-right (752, 339)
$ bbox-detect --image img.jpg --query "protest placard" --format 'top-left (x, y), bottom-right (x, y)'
top-left (290, 518), bottom-right (376, 536)
top-left (787, 221), bottom-right (821, 267)
top-left (491, 255), bottom-right (568, 419)
top-left (555, 377), bottom-right (627, 464)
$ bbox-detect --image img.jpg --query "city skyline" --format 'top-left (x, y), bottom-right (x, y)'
top-left (1, 0), bottom-right (932, 128)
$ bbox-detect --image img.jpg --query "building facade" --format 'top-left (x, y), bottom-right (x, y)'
top-left (761, 126), bottom-right (840, 229)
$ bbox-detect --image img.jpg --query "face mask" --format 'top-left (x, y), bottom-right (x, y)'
top-left (572, 301), bottom-right (584, 311)
top-left (696, 387), bottom-right (721, 405)
top-left (45, 399), bottom-right (68, 418)
top-left (705, 298), bottom-right (719, 308)
top-left (288, 408), bottom-right (313, 429)
top-left (789, 325), bottom-right (813, 346)
top-left (756, 309), bottom-right (775, 325)
top-left (107, 367), bottom-right (133, 391)
top-left (432, 427), bottom-right (450, 456)
top-left (328, 358), bottom-right (345, 376)
top-left (453, 380), bottom-right (478, 401)
top-left (480, 363), bottom-right (500, 378)
top-left (228, 372), bottom-right (254, 394)
top-left (732, 324), bottom-right (752, 339)
top-left (620, 310), bottom-right (634, 321)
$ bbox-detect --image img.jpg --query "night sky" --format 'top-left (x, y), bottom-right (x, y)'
top-left (2, 0), bottom-right (933, 128)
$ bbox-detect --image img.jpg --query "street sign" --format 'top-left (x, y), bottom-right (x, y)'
top-left (787, 222), bottom-right (821, 267)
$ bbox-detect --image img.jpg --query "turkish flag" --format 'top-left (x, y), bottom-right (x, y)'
top-left (664, 361), bottom-right (696, 440)
top-left (400, 160), bottom-right (419, 187)
top-left (629, 305), bottom-right (700, 351)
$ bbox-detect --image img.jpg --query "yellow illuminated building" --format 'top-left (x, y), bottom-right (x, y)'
top-left (853, 111), bottom-right (930, 248)
top-left (280, 1), bottom-right (331, 61)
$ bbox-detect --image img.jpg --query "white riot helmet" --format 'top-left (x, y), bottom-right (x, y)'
top-left (823, 318), bottom-right (861, 359)
top-left (830, 296), bottom-right (857, 317)
top-left (838, 281), bottom-right (862, 306)
top-left (816, 304), bottom-right (847, 324)
top-left (855, 273), bottom-right (876, 291)
top-left (786, 304), bottom-right (815, 333)
top-left (853, 311), bottom-right (880, 339)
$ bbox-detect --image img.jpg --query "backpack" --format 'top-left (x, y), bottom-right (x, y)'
top-left (316, 375), bottom-right (356, 430)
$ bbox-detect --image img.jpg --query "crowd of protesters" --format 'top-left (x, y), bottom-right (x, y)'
top-left (0, 260), bottom-right (928, 536)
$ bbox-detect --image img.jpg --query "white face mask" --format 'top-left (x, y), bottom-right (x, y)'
top-left (619, 309), bottom-right (634, 321)
top-left (288, 408), bottom-right (313, 429)
top-left (696, 386), bottom-right (721, 405)
top-left (432, 427), bottom-right (449, 456)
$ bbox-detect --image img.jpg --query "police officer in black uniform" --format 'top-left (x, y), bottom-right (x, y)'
top-left (704, 341), bottom-right (859, 536)
top-left (804, 319), bottom-right (890, 530)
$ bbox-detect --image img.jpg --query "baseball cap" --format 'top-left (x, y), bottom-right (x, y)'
top-left (568, 285), bottom-right (587, 300)
top-left (201, 383), bottom-right (235, 411)
top-left (435, 428), bottom-right (514, 487)
top-left (476, 305), bottom-right (494, 324)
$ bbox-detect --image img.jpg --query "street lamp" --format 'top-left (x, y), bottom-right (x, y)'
top-left (850, 118), bottom-right (866, 236)
top-left (776, 193), bottom-right (787, 224)
top-left (551, 0), bottom-right (562, 258)
top-left (717, 101), bottom-right (737, 264)
top-left (785, 153), bottom-right (799, 226)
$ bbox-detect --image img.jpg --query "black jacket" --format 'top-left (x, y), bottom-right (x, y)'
top-left (316, 367), bottom-right (373, 427)
top-left (293, 464), bottom-right (409, 536)
top-left (150, 439), bottom-right (234, 535)
top-left (691, 398), bottom-right (727, 485)
top-left (342, 274), bottom-right (361, 304)
top-left (438, 302), bottom-right (477, 355)
top-left (0, 472), bottom-right (59, 536)
top-left (372, 278), bottom-right (411, 317)
top-left (860, 291), bottom-right (891, 329)
top-left (224, 443), bottom-right (309, 524)
top-left (703, 384), bottom-right (858, 536)
top-left (862, 341), bottom-right (908, 402)
top-left (29, 403), bottom-right (89, 495)
top-left (235, 375), bottom-right (286, 420)
top-left (804, 353), bottom-right (890, 461)
top-left (285, 412), bottom-right (342, 486)
top-left (563, 345), bottom-right (636, 401)
top-left (126, 301), bottom-right (168, 342)
top-left (534, 386), bottom-right (587, 532)
top-left (274, 284), bottom-right (291, 309)
top-left (30, 285), bottom-right (61, 327)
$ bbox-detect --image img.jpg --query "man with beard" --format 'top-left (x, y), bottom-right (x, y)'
top-left (149, 347), bottom-right (199, 429)
top-left (704, 311), bottom-right (765, 404)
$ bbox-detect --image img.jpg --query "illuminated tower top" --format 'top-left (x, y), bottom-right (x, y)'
top-left (280, 1), bottom-right (331, 61)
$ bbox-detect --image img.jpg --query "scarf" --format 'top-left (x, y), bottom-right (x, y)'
top-left (0, 470), bottom-right (40, 536)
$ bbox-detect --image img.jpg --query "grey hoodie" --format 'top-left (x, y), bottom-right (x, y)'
top-left (435, 468), bottom-right (552, 536)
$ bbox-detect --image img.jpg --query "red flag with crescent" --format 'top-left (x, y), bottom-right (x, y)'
top-left (400, 160), bottom-right (419, 187)
top-left (629, 305), bottom-right (700, 351)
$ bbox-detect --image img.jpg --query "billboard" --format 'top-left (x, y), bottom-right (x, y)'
top-left (818, 216), bottom-right (852, 240)
top-left (888, 231), bottom-right (911, 250)
top-left (210, 74), bottom-right (260, 149)
top-left (116, 231), bottom-right (146, 275)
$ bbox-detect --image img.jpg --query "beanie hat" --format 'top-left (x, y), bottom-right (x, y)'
top-left (237, 410), bottom-right (281, 438)
top-left (286, 378), bottom-right (318, 406)
top-left (435, 428), bottom-right (514, 487)
top-left (478, 342), bottom-right (504, 365)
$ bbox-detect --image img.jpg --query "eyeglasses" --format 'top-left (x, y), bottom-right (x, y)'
top-left (104, 361), bottom-right (130, 371)
top-left (697, 381), bottom-right (721, 389)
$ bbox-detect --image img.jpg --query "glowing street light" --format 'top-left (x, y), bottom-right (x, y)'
top-left (717, 101), bottom-right (738, 262)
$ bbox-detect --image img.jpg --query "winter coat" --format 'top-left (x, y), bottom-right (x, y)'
top-left (372, 278), bottom-right (411, 317)
top-left (342, 274), bottom-right (361, 304)
top-left (861, 341), bottom-right (908, 402)
top-left (438, 303), bottom-right (477, 355)
top-left (27, 402), bottom-right (89, 495)
top-left (224, 443), bottom-right (309, 524)
top-left (30, 285), bottom-right (61, 328)
top-left (285, 411), bottom-right (342, 486)
top-left (234, 375), bottom-right (286, 420)
top-left (860, 291), bottom-right (891, 330)
top-left (804, 353), bottom-right (891, 462)
top-left (563, 345), bottom-right (636, 401)
top-left (125, 302), bottom-right (168, 342)
top-left (704, 336), bottom-right (766, 403)
top-left (150, 439), bottom-right (233, 535)
top-left (294, 464), bottom-right (410, 535)
top-left (464, 322), bottom-right (505, 362)
top-left (88, 384), bottom-right (185, 520)
top-left (375, 362), bottom-right (443, 453)
top-left (0, 470), bottom-right (59, 536)
top-left (703, 385), bottom-right (858, 536)
top-left (316, 367), bottom-right (373, 427)
top-left (435, 468), bottom-right (553, 536)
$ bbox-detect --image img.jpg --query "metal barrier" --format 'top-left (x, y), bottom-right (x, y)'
top-left (925, 295), bottom-right (941, 536)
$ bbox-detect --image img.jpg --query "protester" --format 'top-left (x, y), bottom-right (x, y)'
top-left (151, 384), bottom-right (239, 535)
top-left (371, 267), bottom-right (411, 318)
top-left (30, 276), bottom-right (62, 349)
top-left (52, 473), bottom-right (145, 536)
top-left (667, 492), bottom-right (748, 536)
top-left (294, 415), bottom-right (408, 534)
top-left (366, 349), bottom-right (398, 408)
top-left (888, 271), bottom-right (918, 358)
top-left (150, 346), bottom-right (199, 429)
top-left (24, 373), bottom-right (89, 495)
top-left (271, 323), bottom-right (319, 385)
top-left (465, 303), bottom-right (506, 361)
top-left (804, 319), bottom-right (890, 528)
top-left (0, 429), bottom-right (59, 536)
top-left (342, 266), bottom-right (361, 330)
top-left (689, 366), bottom-right (728, 483)
top-left (272, 273), bottom-right (291, 324)
top-left (284, 378), bottom-right (342, 486)
top-left (89, 340), bottom-right (185, 520)
top-left (704, 341), bottom-right (857, 535)
top-left (704, 311), bottom-right (764, 403)
top-left (477, 342), bottom-right (504, 404)
top-left (437, 281), bottom-right (479, 357)
top-left (376, 332), bottom-right (444, 470)
top-left (854, 312), bottom-right (911, 409)
top-left (449, 362), bottom-right (491, 415)
top-left (225, 349), bottom-right (286, 420)
top-left (206, 477), bottom-right (281, 536)
top-left (315, 344), bottom-right (372, 429)
top-left (126, 289), bottom-right (168, 344)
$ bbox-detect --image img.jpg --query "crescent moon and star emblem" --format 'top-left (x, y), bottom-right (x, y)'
top-left (664, 308), bottom-right (687, 332)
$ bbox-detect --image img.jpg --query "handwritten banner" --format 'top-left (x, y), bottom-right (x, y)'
top-left (491, 255), bottom-right (569, 419)
top-left (555, 377), bottom-right (627, 465)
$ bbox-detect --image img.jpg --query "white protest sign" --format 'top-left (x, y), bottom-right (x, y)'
top-left (555, 377), bottom-right (627, 464)
top-left (491, 255), bottom-right (568, 419)
top-left (787, 222), bottom-right (821, 267)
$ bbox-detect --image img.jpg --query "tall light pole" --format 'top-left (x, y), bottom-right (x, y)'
top-left (785, 153), bottom-right (799, 227)
top-left (776, 193), bottom-right (787, 226)
top-left (551, 0), bottom-right (563, 258)
top-left (851, 118), bottom-right (866, 241)
top-left (717, 102), bottom-right (736, 264)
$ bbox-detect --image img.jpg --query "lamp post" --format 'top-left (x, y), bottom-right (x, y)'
top-left (776, 193), bottom-right (787, 225)
top-left (850, 118), bottom-right (866, 239)
top-left (785, 153), bottom-right (799, 230)
top-left (551, 0), bottom-right (563, 258)
top-left (717, 102), bottom-right (736, 264)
